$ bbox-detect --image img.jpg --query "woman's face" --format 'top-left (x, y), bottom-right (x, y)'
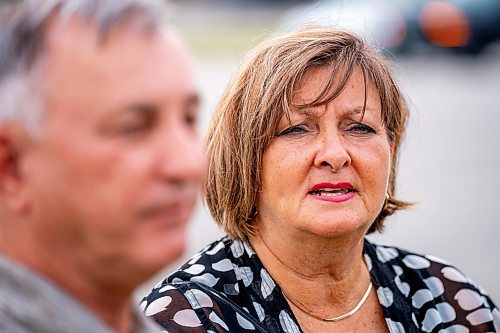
top-left (256, 66), bottom-right (392, 238)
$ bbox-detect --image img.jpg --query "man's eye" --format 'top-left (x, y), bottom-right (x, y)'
top-left (184, 110), bottom-right (198, 128)
top-left (113, 117), bottom-right (153, 135)
top-left (117, 122), bottom-right (148, 134)
top-left (347, 123), bottom-right (375, 135)
top-left (277, 125), bottom-right (308, 136)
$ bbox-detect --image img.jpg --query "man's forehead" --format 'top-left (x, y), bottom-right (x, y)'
top-left (42, 16), bottom-right (182, 80)
top-left (44, 12), bottom-right (163, 52)
top-left (40, 16), bottom-right (195, 115)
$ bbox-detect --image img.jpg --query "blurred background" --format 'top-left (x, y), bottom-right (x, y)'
top-left (137, 0), bottom-right (500, 304)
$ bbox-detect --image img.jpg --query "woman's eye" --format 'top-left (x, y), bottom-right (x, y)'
top-left (277, 125), bottom-right (308, 136)
top-left (347, 123), bottom-right (375, 135)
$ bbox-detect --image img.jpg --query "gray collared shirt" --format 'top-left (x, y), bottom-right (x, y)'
top-left (0, 254), bottom-right (161, 333)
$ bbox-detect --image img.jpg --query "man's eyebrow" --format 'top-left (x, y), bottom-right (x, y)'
top-left (121, 93), bottom-right (201, 113)
top-left (125, 103), bottom-right (157, 114)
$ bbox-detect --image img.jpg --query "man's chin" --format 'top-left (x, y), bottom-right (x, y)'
top-left (139, 233), bottom-right (187, 272)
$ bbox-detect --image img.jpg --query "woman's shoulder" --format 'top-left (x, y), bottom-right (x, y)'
top-left (141, 236), bottom-right (268, 332)
top-left (364, 238), bottom-right (484, 288)
top-left (364, 239), bottom-right (499, 332)
top-left (364, 238), bottom-right (460, 274)
top-left (146, 236), bottom-right (242, 296)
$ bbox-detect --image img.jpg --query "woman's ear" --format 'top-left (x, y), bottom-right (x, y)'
top-left (0, 126), bottom-right (30, 213)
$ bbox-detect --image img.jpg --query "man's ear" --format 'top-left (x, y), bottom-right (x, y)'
top-left (0, 126), bottom-right (30, 212)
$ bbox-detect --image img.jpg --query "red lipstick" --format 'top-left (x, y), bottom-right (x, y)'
top-left (309, 182), bottom-right (355, 203)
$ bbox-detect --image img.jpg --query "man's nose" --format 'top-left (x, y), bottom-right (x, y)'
top-left (156, 125), bottom-right (205, 183)
top-left (313, 130), bottom-right (352, 172)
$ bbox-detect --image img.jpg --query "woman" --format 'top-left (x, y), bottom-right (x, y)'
top-left (142, 28), bottom-right (499, 332)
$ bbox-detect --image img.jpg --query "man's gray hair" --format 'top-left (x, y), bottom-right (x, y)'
top-left (0, 0), bottom-right (171, 131)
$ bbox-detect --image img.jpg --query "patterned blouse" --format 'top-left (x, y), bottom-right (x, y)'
top-left (142, 237), bottom-right (499, 333)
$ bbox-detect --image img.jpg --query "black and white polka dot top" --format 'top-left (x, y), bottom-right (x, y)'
top-left (142, 237), bottom-right (499, 332)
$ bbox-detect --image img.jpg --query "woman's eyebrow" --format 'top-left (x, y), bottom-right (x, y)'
top-left (295, 107), bottom-right (322, 117)
top-left (344, 107), bottom-right (365, 116)
top-left (344, 106), bottom-right (381, 117)
top-left (293, 106), bottom-right (378, 118)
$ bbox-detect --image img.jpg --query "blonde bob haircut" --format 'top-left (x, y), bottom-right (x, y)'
top-left (205, 27), bottom-right (411, 241)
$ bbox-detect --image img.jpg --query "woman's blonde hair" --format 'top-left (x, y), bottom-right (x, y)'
top-left (205, 28), bottom-right (411, 240)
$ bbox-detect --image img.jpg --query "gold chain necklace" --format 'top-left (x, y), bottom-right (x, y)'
top-left (282, 281), bottom-right (373, 322)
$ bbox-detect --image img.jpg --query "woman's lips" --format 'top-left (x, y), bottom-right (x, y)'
top-left (308, 182), bottom-right (356, 203)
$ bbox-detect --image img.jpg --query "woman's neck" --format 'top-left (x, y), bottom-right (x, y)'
top-left (249, 219), bottom-right (372, 313)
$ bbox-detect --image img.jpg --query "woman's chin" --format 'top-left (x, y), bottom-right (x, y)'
top-left (300, 218), bottom-right (369, 239)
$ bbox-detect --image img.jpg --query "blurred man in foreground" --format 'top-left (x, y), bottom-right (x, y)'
top-left (0, 0), bottom-right (203, 332)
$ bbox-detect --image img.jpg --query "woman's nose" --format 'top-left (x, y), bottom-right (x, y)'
top-left (313, 131), bottom-right (352, 172)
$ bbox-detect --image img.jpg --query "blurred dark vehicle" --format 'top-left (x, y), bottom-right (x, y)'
top-left (279, 0), bottom-right (500, 55)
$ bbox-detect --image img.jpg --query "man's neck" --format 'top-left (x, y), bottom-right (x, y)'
top-left (1, 238), bottom-right (136, 333)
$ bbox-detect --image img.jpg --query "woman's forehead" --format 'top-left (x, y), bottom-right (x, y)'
top-left (291, 66), bottom-right (368, 104)
top-left (290, 67), bottom-right (379, 111)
